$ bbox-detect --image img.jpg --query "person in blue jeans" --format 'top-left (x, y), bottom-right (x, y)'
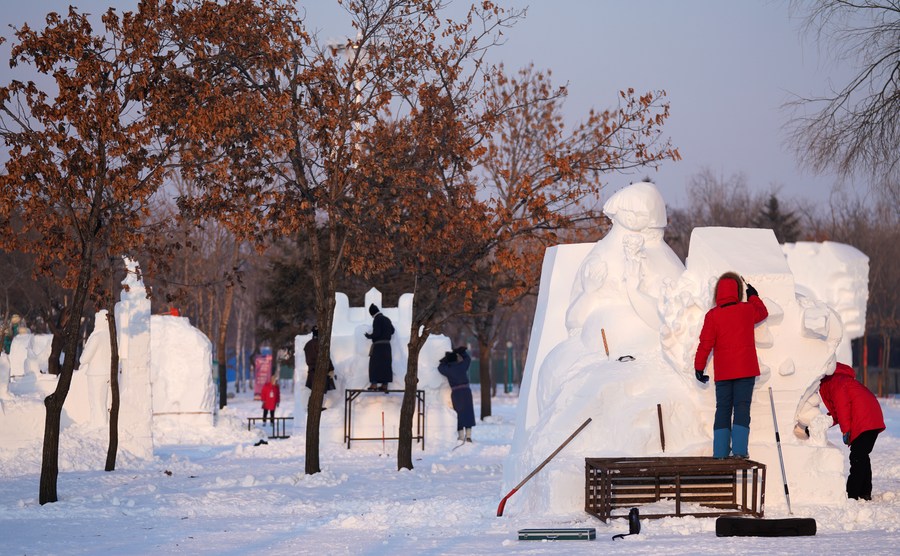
top-left (694, 272), bottom-right (768, 459)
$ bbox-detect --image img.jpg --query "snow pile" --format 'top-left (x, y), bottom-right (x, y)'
top-left (292, 287), bottom-right (462, 451)
top-left (506, 181), bottom-right (863, 516)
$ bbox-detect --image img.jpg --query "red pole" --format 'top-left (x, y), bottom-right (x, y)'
top-left (381, 411), bottom-right (386, 455)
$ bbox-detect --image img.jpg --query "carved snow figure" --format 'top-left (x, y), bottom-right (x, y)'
top-left (506, 181), bottom-right (862, 516)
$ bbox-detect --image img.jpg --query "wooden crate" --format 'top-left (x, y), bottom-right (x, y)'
top-left (585, 456), bottom-right (765, 522)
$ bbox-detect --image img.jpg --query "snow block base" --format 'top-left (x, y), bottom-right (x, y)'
top-left (518, 528), bottom-right (596, 541)
top-left (715, 517), bottom-right (816, 537)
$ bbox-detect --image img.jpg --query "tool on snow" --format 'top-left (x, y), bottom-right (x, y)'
top-left (496, 417), bottom-right (592, 516)
top-left (611, 508), bottom-right (641, 540)
top-left (601, 328), bottom-right (610, 357)
top-left (656, 403), bottom-right (665, 452)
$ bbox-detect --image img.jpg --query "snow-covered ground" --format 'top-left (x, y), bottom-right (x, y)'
top-left (1, 387), bottom-right (899, 555)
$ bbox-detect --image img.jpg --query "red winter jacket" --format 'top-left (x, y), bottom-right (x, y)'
top-left (261, 381), bottom-right (280, 410)
top-left (694, 276), bottom-right (768, 381)
top-left (819, 362), bottom-right (885, 444)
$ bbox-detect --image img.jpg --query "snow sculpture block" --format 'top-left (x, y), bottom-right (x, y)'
top-left (116, 257), bottom-right (154, 460)
top-left (507, 181), bottom-right (855, 518)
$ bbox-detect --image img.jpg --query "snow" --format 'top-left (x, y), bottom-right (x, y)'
top-left (1, 389), bottom-right (899, 555)
top-left (1, 182), bottom-right (896, 554)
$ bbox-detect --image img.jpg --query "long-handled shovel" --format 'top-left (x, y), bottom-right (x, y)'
top-left (497, 418), bottom-right (592, 516)
top-left (768, 386), bottom-right (793, 514)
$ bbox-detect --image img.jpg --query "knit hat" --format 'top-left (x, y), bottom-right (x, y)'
top-left (369, 304), bottom-right (379, 316)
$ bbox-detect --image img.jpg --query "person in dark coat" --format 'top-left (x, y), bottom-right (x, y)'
top-left (364, 304), bottom-right (394, 392)
top-left (438, 346), bottom-right (476, 442)
top-left (817, 362), bottom-right (885, 500)
top-left (694, 272), bottom-right (768, 459)
top-left (304, 326), bottom-right (335, 392)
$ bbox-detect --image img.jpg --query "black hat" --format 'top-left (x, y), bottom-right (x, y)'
top-left (311, 325), bottom-right (319, 338)
top-left (369, 304), bottom-right (379, 316)
top-left (441, 351), bottom-right (459, 364)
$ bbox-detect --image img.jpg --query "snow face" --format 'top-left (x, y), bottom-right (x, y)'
top-left (783, 241), bottom-right (869, 362)
top-left (506, 182), bottom-right (859, 516)
top-left (291, 287), bottom-right (465, 451)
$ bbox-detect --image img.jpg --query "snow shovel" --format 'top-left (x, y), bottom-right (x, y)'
top-left (497, 417), bottom-right (592, 516)
top-left (715, 388), bottom-right (816, 537)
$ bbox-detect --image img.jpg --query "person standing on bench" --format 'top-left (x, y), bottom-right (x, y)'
top-left (795, 362), bottom-right (885, 500)
top-left (438, 345), bottom-right (476, 443)
top-left (694, 272), bottom-right (768, 459)
top-left (364, 304), bottom-right (394, 392)
top-left (261, 373), bottom-right (280, 425)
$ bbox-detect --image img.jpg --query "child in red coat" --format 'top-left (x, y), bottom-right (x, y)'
top-left (260, 374), bottom-right (280, 424)
top-left (817, 362), bottom-right (885, 500)
top-left (694, 272), bottom-right (768, 459)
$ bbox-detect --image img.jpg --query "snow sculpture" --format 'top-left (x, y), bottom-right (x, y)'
top-left (115, 257), bottom-right (154, 459)
top-left (150, 313), bottom-right (215, 432)
top-left (80, 310), bottom-right (113, 427)
top-left (506, 181), bottom-right (853, 517)
top-left (293, 287), bottom-right (459, 451)
top-left (783, 241), bottom-right (869, 363)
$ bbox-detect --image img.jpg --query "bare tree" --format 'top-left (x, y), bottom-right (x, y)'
top-left (788, 1), bottom-right (900, 207)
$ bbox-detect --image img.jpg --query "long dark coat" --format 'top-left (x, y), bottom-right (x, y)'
top-left (365, 312), bottom-right (394, 384)
top-left (304, 337), bottom-right (335, 391)
top-left (438, 351), bottom-right (476, 430)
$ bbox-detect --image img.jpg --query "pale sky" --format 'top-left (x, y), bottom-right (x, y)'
top-left (2, 1), bottom-right (859, 208)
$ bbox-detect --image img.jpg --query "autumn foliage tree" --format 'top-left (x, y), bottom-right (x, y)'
top-left (463, 65), bottom-right (680, 417)
top-left (0, 4), bottom-right (177, 502)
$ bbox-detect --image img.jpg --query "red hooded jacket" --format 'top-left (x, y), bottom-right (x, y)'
top-left (261, 380), bottom-right (280, 410)
top-left (819, 362), bottom-right (885, 444)
top-left (694, 276), bottom-right (768, 381)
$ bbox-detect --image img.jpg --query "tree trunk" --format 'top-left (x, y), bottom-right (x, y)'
top-left (104, 304), bottom-right (120, 472)
top-left (478, 338), bottom-right (492, 420)
top-left (40, 240), bottom-right (96, 504)
top-left (217, 247), bottom-right (239, 409)
top-left (879, 333), bottom-right (889, 398)
top-left (398, 329), bottom-right (427, 471)
top-left (304, 291), bottom-right (336, 474)
top-left (862, 331), bottom-right (869, 387)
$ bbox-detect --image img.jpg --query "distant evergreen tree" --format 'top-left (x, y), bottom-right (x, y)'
top-left (752, 195), bottom-right (801, 243)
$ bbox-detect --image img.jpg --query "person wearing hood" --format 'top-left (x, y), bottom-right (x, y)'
top-left (694, 272), bottom-right (768, 459)
top-left (796, 362), bottom-right (885, 500)
top-left (438, 345), bottom-right (476, 443)
top-left (364, 304), bottom-right (394, 392)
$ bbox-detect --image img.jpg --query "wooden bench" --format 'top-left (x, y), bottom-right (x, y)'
top-left (247, 416), bottom-right (293, 439)
top-left (585, 456), bottom-right (765, 522)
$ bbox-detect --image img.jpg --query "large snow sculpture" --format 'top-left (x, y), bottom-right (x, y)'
top-left (505, 181), bottom-right (853, 517)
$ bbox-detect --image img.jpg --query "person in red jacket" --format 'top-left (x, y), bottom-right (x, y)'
top-left (694, 272), bottom-right (768, 459)
top-left (818, 362), bottom-right (885, 500)
top-left (260, 374), bottom-right (280, 424)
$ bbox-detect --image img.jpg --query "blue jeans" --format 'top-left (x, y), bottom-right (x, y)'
top-left (713, 377), bottom-right (755, 457)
